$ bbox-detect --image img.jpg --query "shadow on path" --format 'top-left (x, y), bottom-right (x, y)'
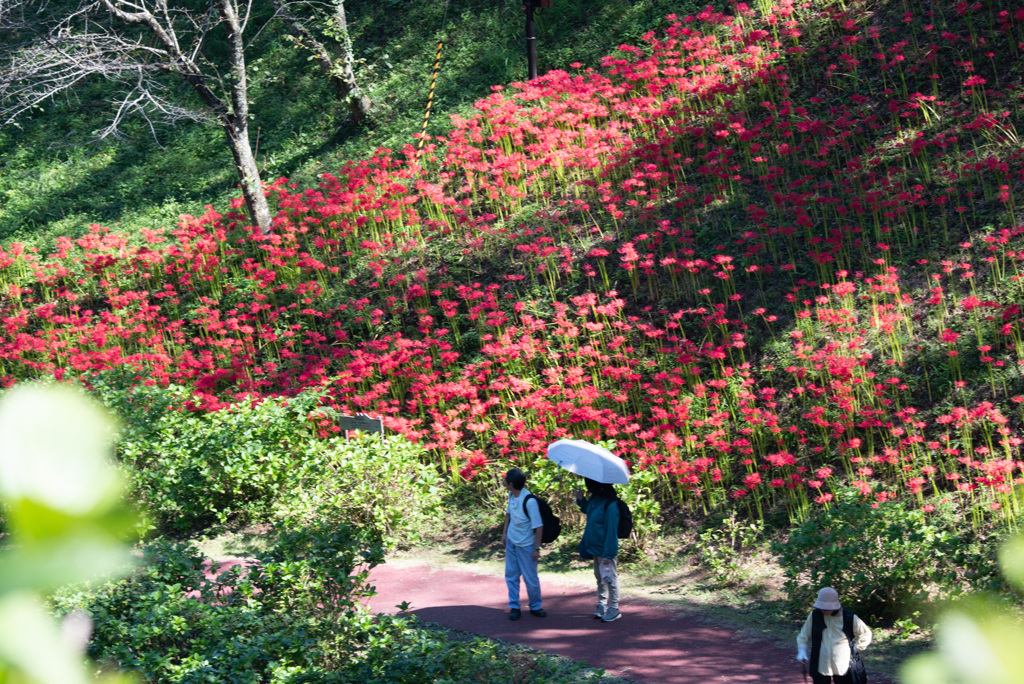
top-left (367, 563), bottom-right (897, 684)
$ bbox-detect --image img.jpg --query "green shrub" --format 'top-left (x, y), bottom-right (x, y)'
top-left (90, 374), bottom-right (329, 532)
top-left (695, 511), bottom-right (764, 586)
top-left (90, 372), bottom-right (443, 541)
top-left (58, 520), bottom-right (384, 683)
top-left (771, 489), bottom-right (952, 623)
top-left (335, 615), bottom-right (607, 684)
top-left (618, 467), bottom-right (663, 555)
top-left (57, 527), bottom-right (605, 683)
top-left (284, 433), bottom-right (444, 548)
top-left (253, 515), bottom-right (386, 625)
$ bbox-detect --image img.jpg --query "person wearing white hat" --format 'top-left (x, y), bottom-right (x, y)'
top-left (796, 587), bottom-right (872, 683)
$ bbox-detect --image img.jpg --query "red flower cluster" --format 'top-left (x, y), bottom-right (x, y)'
top-left (1, 2), bottom-right (1023, 525)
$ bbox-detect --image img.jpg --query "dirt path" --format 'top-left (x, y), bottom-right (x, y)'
top-left (366, 561), bottom-right (895, 684)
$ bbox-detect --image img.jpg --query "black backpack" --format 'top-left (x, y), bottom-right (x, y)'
top-left (524, 494), bottom-right (562, 544)
top-left (602, 498), bottom-right (634, 539)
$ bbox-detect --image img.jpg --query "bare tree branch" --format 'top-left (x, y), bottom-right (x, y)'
top-left (0, 0), bottom-right (273, 233)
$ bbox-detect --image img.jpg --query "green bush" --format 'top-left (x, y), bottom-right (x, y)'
top-left (695, 511), bottom-right (764, 586)
top-left (58, 520), bottom-right (384, 683)
top-left (617, 467), bottom-right (663, 555)
top-left (90, 373), bottom-right (328, 532)
top-left (57, 527), bottom-right (605, 684)
top-left (253, 515), bottom-right (386, 625)
top-left (284, 433), bottom-right (444, 548)
top-left (771, 489), bottom-right (953, 623)
top-left (336, 615), bottom-right (605, 683)
top-left (89, 372), bottom-right (443, 541)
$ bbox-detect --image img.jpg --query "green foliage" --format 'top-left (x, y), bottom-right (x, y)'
top-left (901, 534), bottom-right (1024, 684)
top-left (61, 519), bottom-right (383, 683)
top-left (893, 612), bottom-right (924, 640)
top-left (91, 375), bottom-right (330, 532)
top-left (89, 372), bottom-right (443, 541)
top-left (617, 467), bottom-right (662, 554)
top-left (59, 530), bottom-right (605, 684)
top-left (695, 511), bottom-right (763, 586)
top-left (285, 433), bottom-right (444, 548)
top-left (254, 515), bottom-right (386, 623)
top-left (0, 383), bottom-right (139, 684)
top-left (336, 614), bottom-right (607, 683)
top-left (933, 525), bottom-right (1009, 596)
top-left (771, 489), bottom-right (953, 623)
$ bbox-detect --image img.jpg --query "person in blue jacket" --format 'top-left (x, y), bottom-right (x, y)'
top-left (574, 477), bottom-right (621, 622)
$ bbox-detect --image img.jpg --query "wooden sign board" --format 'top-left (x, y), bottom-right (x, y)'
top-left (337, 414), bottom-right (384, 434)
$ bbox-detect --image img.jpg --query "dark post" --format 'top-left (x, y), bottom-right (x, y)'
top-left (525, 0), bottom-right (538, 80)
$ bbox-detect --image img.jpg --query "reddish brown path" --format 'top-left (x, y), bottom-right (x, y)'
top-left (366, 562), bottom-right (895, 684)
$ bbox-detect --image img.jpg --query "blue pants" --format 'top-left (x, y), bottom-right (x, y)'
top-left (505, 543), bottom-right (542, 610)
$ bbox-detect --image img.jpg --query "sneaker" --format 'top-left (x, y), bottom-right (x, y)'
top-left (509, 608), bottom-right (521, 621)
top-left (530, 609), bottom-right (547, 618)
top-left (601, 609), bottom-right (621, 623)
top-left (594, 607), bottom-right (606, 620)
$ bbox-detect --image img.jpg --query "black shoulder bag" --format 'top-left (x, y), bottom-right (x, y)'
top-left (843, 608), bottom-right (868, 684)
top-left (809, 608), bottom-right (867, 684)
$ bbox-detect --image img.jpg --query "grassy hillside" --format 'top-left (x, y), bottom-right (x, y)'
top-left (3, 0), bottom-right (1024, 628)
top-left (0, 0), bottom-right (686, 245)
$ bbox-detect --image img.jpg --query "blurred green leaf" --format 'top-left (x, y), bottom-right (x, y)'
top-left (4, 498), bottom-right (139, 547)
top-left (0, 592), bottom-right (88, 684)
top-left (0, 384), bottom-right (137, 683)
top-left (0, 539), bottom-right (136, 594)
top-left (902, 534), bottom-right (1024, 684)
top-left (997, 534), bottom-right (1024, 591)
top-left (0, 384), bottom-right (121, 516)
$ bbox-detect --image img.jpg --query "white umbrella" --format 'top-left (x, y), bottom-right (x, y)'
top-left (546, 439), bottom-right (630, 484)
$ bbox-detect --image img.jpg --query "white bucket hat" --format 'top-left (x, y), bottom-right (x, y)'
top-left (812, 587), bottom-right (841, 611)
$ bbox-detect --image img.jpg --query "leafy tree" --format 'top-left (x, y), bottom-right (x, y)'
top-left (272, 0), bottom-right (371, 124)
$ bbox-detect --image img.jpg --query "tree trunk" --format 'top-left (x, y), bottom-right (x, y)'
top-left (97, 0), bottom-right (273, 234)
top-left (331, 0), bottom-right (371, 123)
top-left (273, 0), bottom-right (371, 124)
top-left (223, 122), bottom-right (272, 234)
top-left (218, 0), bottom-right (273, 234)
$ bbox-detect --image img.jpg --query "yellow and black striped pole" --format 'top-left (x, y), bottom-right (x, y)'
top-left (418, 40), bottom-right (445, 152)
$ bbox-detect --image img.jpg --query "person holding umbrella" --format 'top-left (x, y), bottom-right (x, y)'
top-left (547, 439), bottom-right (631, 623)
top-left (574, 477), bottom-right (622, 622)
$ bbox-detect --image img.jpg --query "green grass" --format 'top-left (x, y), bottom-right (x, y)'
top-left (0, 0), bottom-right (697, 247)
